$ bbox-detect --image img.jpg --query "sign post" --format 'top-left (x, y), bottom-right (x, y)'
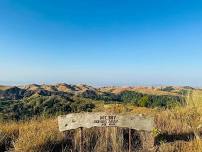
top-left (58, 112), bottom-right (154, 151)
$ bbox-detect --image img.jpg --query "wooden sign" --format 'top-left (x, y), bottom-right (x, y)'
top-left (58, 112), bottom-right (154, 132)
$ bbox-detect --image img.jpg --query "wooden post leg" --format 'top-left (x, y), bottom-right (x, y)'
top-left (62, 132), bottom-right (66, 152)
top-left (105, 127), bottom-right (109, 152)
top-left (62, 142), bottom-right (64, 152)
top-left (80, 127), bottom-right (84, 152)
top-left (113, 127), bottom-right (117, 152)
top-left (129, 129), bottom-right (131, 152)
top-left (74, 130), bottom-right (77, 152)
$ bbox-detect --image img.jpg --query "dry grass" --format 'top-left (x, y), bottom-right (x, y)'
top-left (0, 121), bottom-right (19, 151)
top-left (0, 85), bottom-right (10, 91)
top-left (155, 90), bottom-right (202, 151)
top-left (0, 118), bottom-right (64, 152)
top-left (0, 90), bottom-right (202, 152)
top-left (14, 118), bottom-right (64, 152)
top-left (158, 140), bottom-right (202, 152)
top-left (100, 86), bottom-right (178, 96)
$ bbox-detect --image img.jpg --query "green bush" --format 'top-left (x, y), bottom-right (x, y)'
top-left (138, 96), bottom-right (149, 107)
top-left (161, 86), bottom-right (175, 92)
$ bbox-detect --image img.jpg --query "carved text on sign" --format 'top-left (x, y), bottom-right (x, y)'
top-left (93, 115), bottom-right (118, 126)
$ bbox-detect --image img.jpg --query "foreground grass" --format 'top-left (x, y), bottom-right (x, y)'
top-left (0, 118), bottom-right (64, 152)
top-left (0, 90), bottom-right (202, 152)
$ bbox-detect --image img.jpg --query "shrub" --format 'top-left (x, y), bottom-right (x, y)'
top-left (138, 96), bottom-right (149, 107)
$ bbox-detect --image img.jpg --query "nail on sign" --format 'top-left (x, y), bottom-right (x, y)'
top-left (58, 112), bottom-right (154, 132)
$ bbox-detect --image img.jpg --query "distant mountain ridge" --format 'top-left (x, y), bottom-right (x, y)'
top-left (0, 83), bottom-right (193, 101)
top-left (0, 83), bottom-right (99, 100)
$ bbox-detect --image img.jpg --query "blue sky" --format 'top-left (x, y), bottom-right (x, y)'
top-left (0, 0), bottom-right (202, 86)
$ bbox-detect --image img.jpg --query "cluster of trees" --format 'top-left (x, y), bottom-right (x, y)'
top-left (0, 95), bottom-right (95, 121)
top-left (79, 90), bottom-right (185, 108)
top-left (118, 91), bottom-right (185, 108)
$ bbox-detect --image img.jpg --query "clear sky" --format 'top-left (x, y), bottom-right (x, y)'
top-left (0, 0), bottom-right (202, 86)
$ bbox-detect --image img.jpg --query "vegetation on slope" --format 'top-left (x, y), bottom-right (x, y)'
top-left (1, 84), bottom-right (198, 151)
top-left (0, 89), bottom-right (202, 152)
top-left (0, 85), bottom-right (188, 121)
top-left (0, 95), bottom-right (96, 121)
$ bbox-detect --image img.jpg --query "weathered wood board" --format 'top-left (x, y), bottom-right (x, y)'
top-left (58, 112), bottom-right (154, 132)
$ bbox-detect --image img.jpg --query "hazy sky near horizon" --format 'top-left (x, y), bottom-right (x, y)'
top-left (0, 0), bottom-right (202, 86)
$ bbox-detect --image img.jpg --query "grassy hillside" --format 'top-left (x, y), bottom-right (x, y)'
top-left (0, 90), bottom-right (202, 152)
top-left (0, 85), bottom-right (201, 151)
top-left (0, 84), bottom-right (186, 121)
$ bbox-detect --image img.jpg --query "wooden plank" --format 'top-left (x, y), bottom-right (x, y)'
top-left (58, 112), bottom-right (154, 132)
